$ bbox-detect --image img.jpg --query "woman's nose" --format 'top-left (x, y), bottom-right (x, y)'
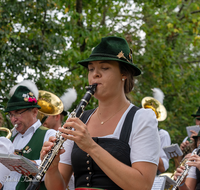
top-left (92, 68), bottom-right (101, 78)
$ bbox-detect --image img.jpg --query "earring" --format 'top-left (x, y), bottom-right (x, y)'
top-left (122, 78), bottom-right (125, 81)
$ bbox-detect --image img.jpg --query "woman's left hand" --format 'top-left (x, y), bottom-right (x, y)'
top-left (187, 154), bottom-right (200, 170)
top-left (59, 117), bottom-right (95, 153)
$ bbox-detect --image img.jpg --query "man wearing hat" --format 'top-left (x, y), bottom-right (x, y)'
top-left (43, 88), bottom-right (77, 131)
top-left (0, 81), bottom-right (56, 190)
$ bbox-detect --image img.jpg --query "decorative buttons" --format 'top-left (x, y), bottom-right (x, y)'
top-left (87, 167), bottom-right (90, 170)
top-left (86, 160), bottom-right (89, 164)
top-left (87, 153), bottom-right (90, 157)
top-left (86, 176), bottom-right (89, 180)
top-left (89, 172), bottom-right (92, 175)
top-left (87, 183), bottom-right (90, 186)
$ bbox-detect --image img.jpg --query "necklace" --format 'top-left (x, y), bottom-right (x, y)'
top-left (97, 105), bottom-right (127, 125)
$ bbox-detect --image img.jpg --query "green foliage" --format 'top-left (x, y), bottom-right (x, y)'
top-left (1, 0), bottom-right (200, 172)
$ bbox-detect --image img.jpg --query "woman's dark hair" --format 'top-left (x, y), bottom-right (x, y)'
top-left (119, 62), bottom-right (135, 94)
top-left (192, 138), bottom-right (199, 150)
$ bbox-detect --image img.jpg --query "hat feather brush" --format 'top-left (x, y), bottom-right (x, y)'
top-left (9, 80), bottom-right (39, 99)
top-left (60, 88), bottom-right (77, 112)
top-left (151, 88), bottom-right (165, 104)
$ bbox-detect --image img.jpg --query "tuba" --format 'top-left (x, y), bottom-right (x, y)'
top-left (37, 90), bottom-right (64, 123)
top-left (141, 96), bottom-right (167, 121)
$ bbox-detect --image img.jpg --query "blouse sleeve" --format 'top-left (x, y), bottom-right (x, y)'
top-left (159, 129), bottom-right (171, 171)
top-left (59, 139), bottom-right (74, 165)
top-left (129, 108), bottom-right (160, 165)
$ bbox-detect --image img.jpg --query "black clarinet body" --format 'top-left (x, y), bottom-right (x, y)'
top-left (26, 84), bottom-right (97, 190)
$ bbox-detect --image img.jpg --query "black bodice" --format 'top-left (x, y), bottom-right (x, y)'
top-left (71, 106), bottom-right (139, 190)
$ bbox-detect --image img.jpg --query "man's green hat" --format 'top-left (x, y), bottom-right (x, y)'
top-left (191, 107), bottom-right (200, 117)
top-left (78, 36), bottom-right (141, 76)
top-left (5, 86), bottom-right (41, 112)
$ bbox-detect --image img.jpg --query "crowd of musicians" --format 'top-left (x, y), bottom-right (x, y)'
top-left (0, 36), bottom-right (199, 190)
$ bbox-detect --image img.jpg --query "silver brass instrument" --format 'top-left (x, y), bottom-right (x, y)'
top-left (171, 144), bottom-right (200, 190)
top-left (26, 84), bottom-right (97, 190)
top-left (37, 90), bottom-right (64, 123)
top-left (141, 96), bottom-right (167, 121)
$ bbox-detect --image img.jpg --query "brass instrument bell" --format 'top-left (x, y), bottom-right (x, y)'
top-left (0, 127), bottom-right (12, 139)
top-left (37, 90), bottom-right (64, 123)
top-left (141, 96), bottom-right (167, 121)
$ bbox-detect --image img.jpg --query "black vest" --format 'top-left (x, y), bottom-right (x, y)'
top-left (71, 106), bottom-right (139, 190)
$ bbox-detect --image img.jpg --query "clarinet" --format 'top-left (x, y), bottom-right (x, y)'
top-left (171, 144), bottom-right (200, 190)
top-left (26, 83), bottom-right (97, 190)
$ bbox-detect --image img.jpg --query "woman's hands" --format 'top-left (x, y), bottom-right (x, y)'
top-left (59, 117), bottom-right (95, 153)
top-left (40, 136), bottom-right (65, 172)
top-left (187, 154), bottom-right (200, 170)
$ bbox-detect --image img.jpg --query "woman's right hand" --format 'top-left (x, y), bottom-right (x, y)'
top-left (40, 136), bottom-right (65, 171)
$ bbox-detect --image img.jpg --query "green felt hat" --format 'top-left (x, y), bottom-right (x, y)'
top-left (78, 36), bottom-right (141, 76)
top-left (5, 86), bottom-right (41, 112)
top-left (191, 107), bottom-right (200, 117)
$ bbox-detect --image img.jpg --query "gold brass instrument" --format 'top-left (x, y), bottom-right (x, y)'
top-left (0, 127), bottom-right (12, 139)
top-left (0, 124), bottom-right (17, 139)
top-left (37, 90), bottom-right (64, 123)
top-left (141, 96), bottom-right (167, 121)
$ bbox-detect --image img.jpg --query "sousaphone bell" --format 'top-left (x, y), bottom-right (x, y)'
top-left (141, 96), bottom-right (167, 121)
top-left (37, 90), bottom-right (64, 123)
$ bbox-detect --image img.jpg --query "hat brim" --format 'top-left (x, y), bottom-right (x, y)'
top-left (5, 104), bottom-right (41, 112)
top-left (191, 114), bottom-right (200, 117)
top-left (192, 135), bottom-right (200, 139)
top-left (78, 56), bottom-right (141, 76)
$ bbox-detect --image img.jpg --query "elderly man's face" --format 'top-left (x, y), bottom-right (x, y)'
top-left (9, 108), bottom-right (38, 134)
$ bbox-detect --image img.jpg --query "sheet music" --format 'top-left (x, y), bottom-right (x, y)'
top-left (163, 143), bottom-right (183, 159)
top-left (0, 153), bottom-right (39, 176)
top-left (151, 176), bottom-right (166, 190)
top-left (186, 125), bottom-right (200, 137)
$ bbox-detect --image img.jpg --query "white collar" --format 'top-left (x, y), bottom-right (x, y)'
top-left (12, 119), bottom-right (42, 136)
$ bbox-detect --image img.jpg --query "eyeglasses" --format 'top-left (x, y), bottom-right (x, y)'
top-left (8, 108), bottom-right (30, 119)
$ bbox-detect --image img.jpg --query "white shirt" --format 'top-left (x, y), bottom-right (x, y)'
top-left (159, 129), bottom-right (171, 171)
top-left (1, 120), bottom-right (57, 190)
top-left (187, 148), bottom-right (199, 179)
top-left (60, 104), bottom-right (160, 167)
top-left (0, 137), bottom-right (14, 185)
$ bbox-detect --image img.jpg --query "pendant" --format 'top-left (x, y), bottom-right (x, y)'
top-left (101, 121), bottom-right (104, 125)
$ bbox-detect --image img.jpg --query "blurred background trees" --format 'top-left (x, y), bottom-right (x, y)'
top-left (0, 0), bottom-right (200, 171)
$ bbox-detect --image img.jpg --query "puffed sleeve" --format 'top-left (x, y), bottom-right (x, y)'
top-left (129, 108), bottom-right (160, 165)
top-left (159, 129), bottom-right (171, 171)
